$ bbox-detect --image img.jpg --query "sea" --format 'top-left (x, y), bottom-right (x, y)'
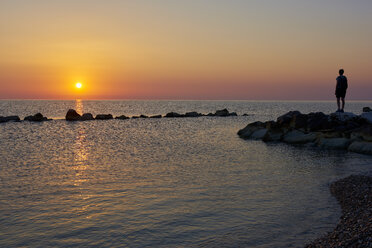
top-left (0, 100), bottom-right (371, 248)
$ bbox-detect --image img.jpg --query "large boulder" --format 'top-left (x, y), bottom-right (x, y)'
top-left (237, 121), bottom-right (266, 139)
top-left (263, 129), bottom-right (284, 142)
top-left (290, 113), bottom-right (308, 130)
top-left (0, 115), bottom-right (20, 123)
top-left (361, 112), bottom-right (372, 124)
top-left (306, 112), bottom-right (332, 131)
top-left (250, 129), bottom-right (268, 139)
top-left (80, 113), bottom-right (94, 121)
top-left (348, 141), bottom-right (372, 155)
top-left (317, 138), bottom-right (351, 149)
top-left (277, 111), bottom-right (301, 126)
top-left (24, 113), bottom-right (49, 122)
top-left (95, 114), bottom-right (113, 120)
top-left (330, 112), bottom-right (358, 122)
top-left (66, 109), bottom-right (81, 121)
top-left (351, 125), bottom-right (372, 142)
top-left (283, 130), bottom-right (317, 144)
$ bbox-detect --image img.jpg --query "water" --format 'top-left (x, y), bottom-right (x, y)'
top-left (0, 100), bottom-right (371, 247)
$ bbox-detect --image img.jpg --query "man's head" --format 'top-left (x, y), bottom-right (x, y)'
top-left (339, 69), bottom-right (344, 75)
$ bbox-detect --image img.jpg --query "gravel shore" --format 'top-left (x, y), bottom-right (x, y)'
top-left (305, 175), bottom-right (372, 248)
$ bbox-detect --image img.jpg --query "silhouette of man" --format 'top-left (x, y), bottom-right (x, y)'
top-left (335, 69), bottom-right (348, 113)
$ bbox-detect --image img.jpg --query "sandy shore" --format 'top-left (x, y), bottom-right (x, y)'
top-left (305, 175), bottom-right (372, 248)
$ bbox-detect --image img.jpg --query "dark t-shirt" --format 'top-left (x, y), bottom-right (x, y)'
top-left (335, 75), bottom-right (348, 97)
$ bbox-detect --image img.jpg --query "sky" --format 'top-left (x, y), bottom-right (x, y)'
top-left (0, 0), bottom-right (371, 100)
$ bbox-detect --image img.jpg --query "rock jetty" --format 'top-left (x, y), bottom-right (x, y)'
top-left (238, 110), bottom-right (372, 156)
top-left (24, 113), bottom-right (51, 122)
top-left (305, 175), bottom-right (372, 248)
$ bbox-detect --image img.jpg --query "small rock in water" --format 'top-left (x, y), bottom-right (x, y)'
top-left (363, 107), bottom-right (371, 112)
top-left (66, 109), bottom-right (81, 121)
top-left (149, 115), bottom-right (162, 118)
top-left (24, 113), bottom-right (49, 122)
top-left (95, 114), bottom-right (113, 120)
top-left (80, 113), bottom-right (94, 121)
top-left (165, 112), bottom-right (184, 118)
top-left (185, 112), bottom-right (201, 117)
top-left (0, 115), bottom-right (21, 123)
top-left (115, 115), bottom-right (129, 120)
top-left (140, 115), bottom-right (148, 118)
top-left (215, 108), bottom-right (230, 117)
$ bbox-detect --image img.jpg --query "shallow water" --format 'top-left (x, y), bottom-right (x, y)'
top-left (0, 100), bottom-right (371, 247)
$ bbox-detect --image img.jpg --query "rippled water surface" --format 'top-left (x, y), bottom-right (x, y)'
top-left (1, 100), bottom-right (371, 247)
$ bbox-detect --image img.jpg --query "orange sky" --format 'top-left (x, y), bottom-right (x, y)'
top-left (0, 1), bottom-right (371, 100)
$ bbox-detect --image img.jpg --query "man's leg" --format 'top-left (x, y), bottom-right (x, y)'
top-left (337, 97), bottom-right (341, 111)
top-left (341, 97), bottom-right (345, 111)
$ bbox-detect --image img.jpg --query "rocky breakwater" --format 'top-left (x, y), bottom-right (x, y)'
top-left (238, 109), bottom-right (372, 155)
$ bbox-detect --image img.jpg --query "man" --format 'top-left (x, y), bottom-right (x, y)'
top-left (335, 69), bottom-right (348, 113)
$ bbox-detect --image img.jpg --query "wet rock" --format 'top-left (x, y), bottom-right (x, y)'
top-left (250, 128), bottom-right (268, 139)
top-left (95, 114), bottom-right (113, 120)
top-left (263, 129), bottom-right (284, 142)
top-left (237, 121), bottom-right (265, 139)
top-left (290, 113), bottom-right (308, 130)
top-left (149, 115), bottom-right (162, 118)
top-left (140, 115), bottom-right (148, 118)
top-left (24, 113), bottom-right (49, 122)
top-left (330, 112), bottom-right (358, 122)
top-left (132, 116), bottom-right (139, 119)
top-left (317, 138), bottom-right (351, 149)
top-left (206, 113), bottom-right (215, 117)
top-left (363, 107), bottom-right (372, 112)
top-left (80, 113), bottom-right (94, 121)
top-left (0, 115), bottom-right (21, 123)
top-left (348, 141), bottom-right (372, 155)
top-left (165, 112), bottom-right (184, 118)
top-left (282, 130), bottom-right (317, 144)
top-left (242, 113), bottom-right (250, 116)
top-left (66, 109), bottom-right (81, 121)
top-left (185, 112), bottom-right (201, 117)
top-left (115, 115), bottom-right (129, 120)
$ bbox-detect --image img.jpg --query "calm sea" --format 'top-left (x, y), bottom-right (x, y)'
top-left (1, 100), bottom-right (371, 247)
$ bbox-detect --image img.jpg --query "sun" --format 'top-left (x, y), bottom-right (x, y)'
top-left (75, 82), bottom-right (82, 89)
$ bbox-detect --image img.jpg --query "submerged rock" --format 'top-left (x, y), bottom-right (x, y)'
top-left (282, 130), bottom-right (317, 144)
top-left (0, 115), bottom-right (20, 123)
top-left (65, 109), bottom-right (81, 121)
top-left (317, 138), bottom-right (351, 149)
top-left (95, 114), bottom-right (113, 120)
top-left (24, 113), bottom-right (49, 122)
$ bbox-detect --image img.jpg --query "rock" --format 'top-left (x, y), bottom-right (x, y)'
top-left (361, 112), bottom-right (372, 124)
top-left (330, 112), bottom-right (358, 122)
top-left (229, 112), bottom-right (238, 116)
top-left (0, 115), bottom-right (21, 123)
top-left (307, 112), bottom-right (332, 131)
top-left (242, 114), bottom-right (250, 116)
top-left (206, 113), bottom-right (215, 116)
top-left (348, 141), bottom-right (372, 155)
top-left (65, 109), bottom-right (81, 121)
top-left (115, 115), bottom-right (129, 120)
top-left (250, 128), bottom-right (268, 139)
top-left (185, 112), bottom-right (201, 117)
top-left (140, 115), bottom-right (148, 118)
top-left (351, 125), bottom-right (372, 142)
top-left (24, 113), bottom-right (49, 122)
top-left (277, 111), bottom-right (301, 126)
top-left (317, 138), bottom-right (351, 149)
top-left (290, 113), bottom-right (308, 130)
top-left (165, 112), bottom-right (184, 118)
top-left (363, 107), bottom-right (372, 112)
top-left (149, 115), bottom-right (162, 118)
top-left (95, 114), bottom-right (113, 120)
top-left (237, 121), bottom-right (265, 139)
top-left (215, 108), bottom-right (230, 117)
top-left (80, 113), bottom-right (94, 121)
top-left (282, 130), bottom-right (317, 144)
top-left (132, 116), bottom-right (139, 119)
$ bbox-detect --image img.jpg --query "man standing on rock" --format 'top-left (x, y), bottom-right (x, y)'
top-left (335, 69), bottom-right (348, 113)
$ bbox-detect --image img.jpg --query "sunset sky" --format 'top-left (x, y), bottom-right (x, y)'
top-left (0, 0), bottom-right (371, 100)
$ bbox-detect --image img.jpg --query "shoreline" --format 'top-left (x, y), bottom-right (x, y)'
top-left (305, 175), bottom-right (372, 247)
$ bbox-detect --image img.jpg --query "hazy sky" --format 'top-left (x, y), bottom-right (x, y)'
top-left (0, 0), bottom-right (371, 99)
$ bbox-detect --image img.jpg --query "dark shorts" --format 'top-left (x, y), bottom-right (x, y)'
top-left (336, 89), bottom-right (346, 98)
